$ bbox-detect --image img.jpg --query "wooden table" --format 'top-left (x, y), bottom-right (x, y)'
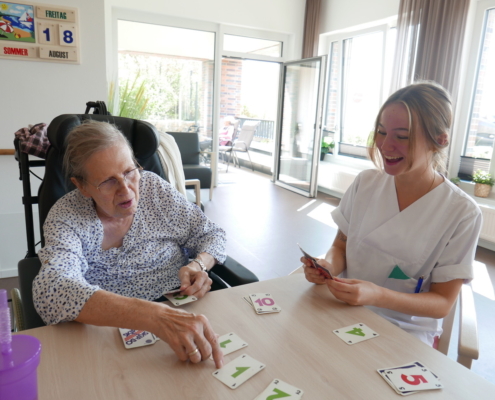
top-left (24, 274), bottom-right (495, 399)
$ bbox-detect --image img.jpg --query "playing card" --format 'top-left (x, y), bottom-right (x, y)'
top-left (333, 323), bottom-right (379, 345)
top-left (212, 354), bottom-right (265, 389)
top-left (383, 363), bottom-right (443, 393)
top-left (254, 379), bottom-right (304, 400)
top-left (163, 285), bottom-right (182, 295)
top-left (218, 332), bottom-right (248, 356)
top-left (297, 243), bottom-right (319, 269)
top-left (248, 293), bottom-right (282, 314)
top-left (297, 243), bottom-right (333, 279)
top-left (378, 370), bottom-right (416, 396)
top-left (119, 328), bottom-right (159, 349)
top-left (163, 292), bottom-right (198, 306)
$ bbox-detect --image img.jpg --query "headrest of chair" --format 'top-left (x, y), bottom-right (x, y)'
top-left (241, 120), bottom-right (260, 131)
top-left (47, 114), bottom-right (160, 158)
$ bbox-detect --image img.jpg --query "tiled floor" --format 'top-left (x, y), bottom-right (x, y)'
top-left (203, 165), bottom-right (495, 386)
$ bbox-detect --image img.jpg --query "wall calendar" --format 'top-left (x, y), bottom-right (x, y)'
top-left (0, 1), bottom-right (80, 64)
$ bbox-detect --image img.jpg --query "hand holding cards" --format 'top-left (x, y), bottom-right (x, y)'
top-left (297, 243), bottom-right (333, 280)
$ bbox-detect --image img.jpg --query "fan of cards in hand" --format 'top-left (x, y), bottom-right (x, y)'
top-left (297, 243), bottom-right (333, 279)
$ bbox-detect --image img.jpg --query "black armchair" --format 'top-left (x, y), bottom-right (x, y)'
top-left (167, 132), bottom-right (214, 200)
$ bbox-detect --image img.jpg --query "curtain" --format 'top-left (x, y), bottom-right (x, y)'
top-left (302, 0), bottom-right (322, 59)
top-left (390, 0), bottom-right (470, 106)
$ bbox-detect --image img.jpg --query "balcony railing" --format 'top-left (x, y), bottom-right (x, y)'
top-left (238, 118), bottom-right (275, 141)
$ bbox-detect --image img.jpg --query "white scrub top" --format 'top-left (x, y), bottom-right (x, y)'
top-left (331, 169), bottom-right (482, 345)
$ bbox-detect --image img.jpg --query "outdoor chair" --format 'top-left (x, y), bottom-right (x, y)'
top-left (219, 120), bottom-right (259, 172)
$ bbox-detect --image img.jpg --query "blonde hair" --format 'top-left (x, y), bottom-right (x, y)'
top-left (63, 120), bottom-right (136, 181)
top-left (368, 81), bottom-right (452, 173)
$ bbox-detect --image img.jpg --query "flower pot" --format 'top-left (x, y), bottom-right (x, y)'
top-left (320, 151), bottom-right (327, 161)
top-left (474, 183), bottom-right (492, 198)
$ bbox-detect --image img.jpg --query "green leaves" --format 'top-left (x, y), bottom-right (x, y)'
top-left (473, 170), bottom-right (495, 186)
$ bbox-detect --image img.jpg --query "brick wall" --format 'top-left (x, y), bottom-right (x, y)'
top-left (220, 58), bottom-right (243, 120)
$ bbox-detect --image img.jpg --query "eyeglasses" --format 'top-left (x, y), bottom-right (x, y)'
top-left (84, 166), bottom-right (143, 195)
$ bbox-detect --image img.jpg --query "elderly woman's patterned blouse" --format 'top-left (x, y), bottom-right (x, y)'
top-left (33, 171), bottom-right (226, 325)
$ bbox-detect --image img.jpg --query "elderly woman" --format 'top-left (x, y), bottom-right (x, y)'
top-left (33, 120), bottom-right (226, 368)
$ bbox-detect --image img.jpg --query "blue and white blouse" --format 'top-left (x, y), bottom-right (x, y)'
top-left (33, 171), bottom-right (226, 325)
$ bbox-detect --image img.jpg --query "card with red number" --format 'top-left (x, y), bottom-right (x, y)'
top-left (378, 361), bottom-right (443, 395)
top-left (244, 293), bottom-right (281, 314)
top-left (118, 328), bottom-right (159, 349)
top-left (297, 243), bottom-right (333, 280)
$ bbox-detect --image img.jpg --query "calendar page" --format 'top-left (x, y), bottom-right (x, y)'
top-left (0, 1), bottom-right (80, 64)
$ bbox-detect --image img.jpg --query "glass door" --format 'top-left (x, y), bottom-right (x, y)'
top-left (274, 56), bottom-right (327, 197)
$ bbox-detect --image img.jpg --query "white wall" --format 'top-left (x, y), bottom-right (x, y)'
top-left (319, 0), bottom-right (399, 34)
top-left (0, 0), bottom-right (107, 277)
top-left (106, 0), bottom-right (305, 38)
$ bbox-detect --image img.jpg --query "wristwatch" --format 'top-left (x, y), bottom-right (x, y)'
top-left (192, 258), bottom-right (207, 272)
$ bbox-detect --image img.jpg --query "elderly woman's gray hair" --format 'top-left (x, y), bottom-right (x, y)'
top-left (63, 120), bottom-right (136, 180)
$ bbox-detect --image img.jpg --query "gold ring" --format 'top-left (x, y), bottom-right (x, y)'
top-left (188, 347), bottom-right (199, 357)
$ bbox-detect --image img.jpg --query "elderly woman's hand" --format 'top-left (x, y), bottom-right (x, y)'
top-left (178, 263), bottom-right (213, 299)
top-left (154, 304), bottom-right (224, 368)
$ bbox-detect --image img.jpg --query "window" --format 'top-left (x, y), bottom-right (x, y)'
top-left (117, 20), bottom-right (215, 137)
top-left (323, 25), bottom-right (396, 159)
top-left (462, 8), bottom-right (495, 162)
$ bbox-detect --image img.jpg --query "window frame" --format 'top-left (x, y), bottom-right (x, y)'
top-left (111, 8), bottom-right (291, 183)
top-left (319, 20), bottom-right (396, 170)
top-left (449, 0), bottom-right (495, 181)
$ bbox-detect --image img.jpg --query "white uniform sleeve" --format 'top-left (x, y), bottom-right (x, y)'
top-left (33, 214), bottom-right (100, 325)
top-left (432, 210), bottom-right (482, 283)
top-left (330, 173), bottom-right (362, 236)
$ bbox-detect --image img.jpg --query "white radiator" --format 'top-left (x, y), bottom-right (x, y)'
top-left (479, 205), bottom-right (495, 244)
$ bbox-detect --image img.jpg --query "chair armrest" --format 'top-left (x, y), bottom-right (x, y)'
top-left (18, 257), bottom-right (46, 330)
top-left (185, 179), bottom-right (201, 207)
top-left (457, 284), bottom-right (479, 368)
top-left (211, 256), bottom-right (259, 286)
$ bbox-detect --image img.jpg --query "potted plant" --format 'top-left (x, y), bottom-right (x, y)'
top-left (450, 177), bottom-right (461, 187)
top-left (320, 138), bottom-right (334, 161)
top-left (472, 170), bottom-right (494, 198)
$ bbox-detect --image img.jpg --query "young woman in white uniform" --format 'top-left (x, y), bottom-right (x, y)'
top-left (302, 82), bottom-right (482, 346)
